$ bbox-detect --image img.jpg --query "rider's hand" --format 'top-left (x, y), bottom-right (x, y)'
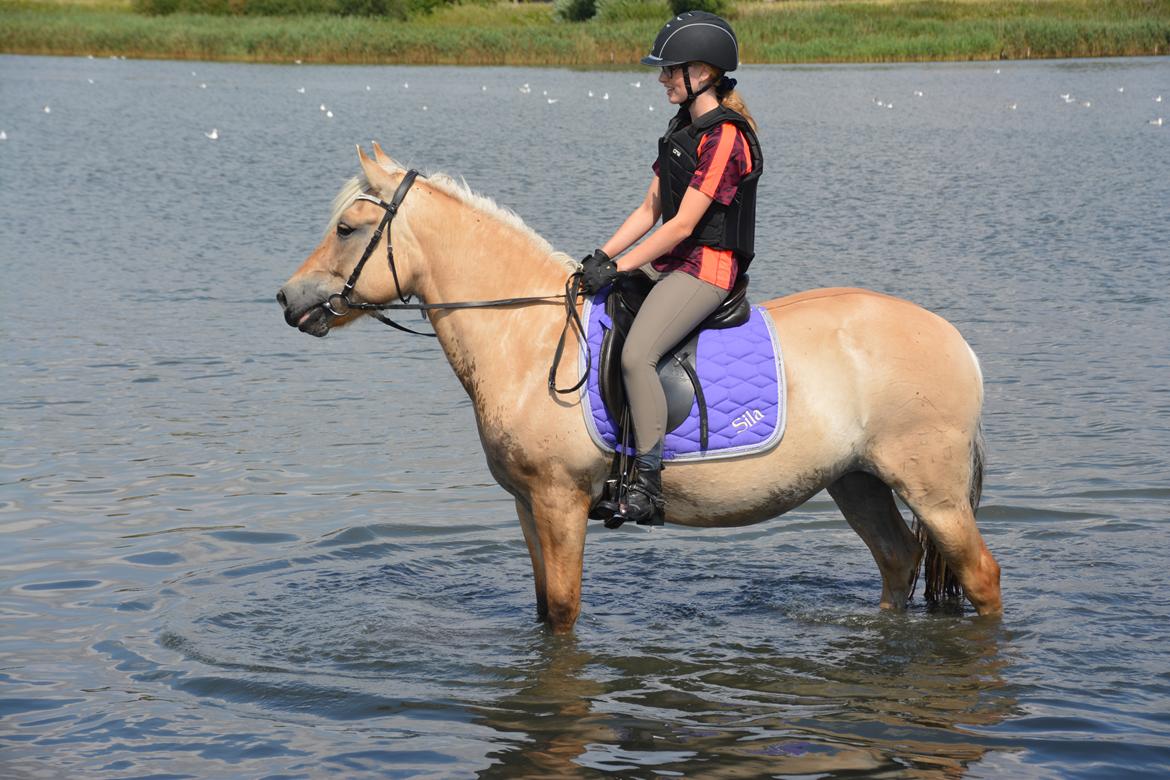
top-left (580, 249), bottom-right (618, 294)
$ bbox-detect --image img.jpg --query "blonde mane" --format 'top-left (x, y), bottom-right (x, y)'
top-left (327, 161), bottom-right (576, 272)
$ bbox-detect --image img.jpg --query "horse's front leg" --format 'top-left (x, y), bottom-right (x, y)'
top-left (521, 485), bottom-right (590, 633)
top-left (514, 498), bottom-right (548, 621)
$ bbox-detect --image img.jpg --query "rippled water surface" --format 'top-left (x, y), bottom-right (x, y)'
top-left (2, 54), bottom-right (1169, 778)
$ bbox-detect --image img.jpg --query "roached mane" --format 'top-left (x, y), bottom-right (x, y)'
top-left (327, 159), bottom-right (576, 272)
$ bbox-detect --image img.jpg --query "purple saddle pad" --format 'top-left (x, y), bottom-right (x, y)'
top-left (578, 290), bottom-right (787, 462)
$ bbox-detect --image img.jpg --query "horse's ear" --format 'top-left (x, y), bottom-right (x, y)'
top-left (371, 141), bottom-right (396, 168)
top-left (357, 144), bottom-right (395, 195)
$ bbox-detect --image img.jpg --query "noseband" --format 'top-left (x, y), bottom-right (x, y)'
top-left (316, 168), bottom-right (589, 394)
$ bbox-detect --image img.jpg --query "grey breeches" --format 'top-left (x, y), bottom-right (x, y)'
top-left (621, 271), bottom-right (729, 454)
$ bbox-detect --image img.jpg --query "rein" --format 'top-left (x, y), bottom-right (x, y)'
top-left (321, 169), bottom-right (590, 394)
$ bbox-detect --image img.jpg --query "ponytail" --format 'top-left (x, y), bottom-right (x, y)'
top-left (715, 75), bottom-right (758, 133)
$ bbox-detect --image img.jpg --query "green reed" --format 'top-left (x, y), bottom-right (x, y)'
top-left (1, 0), bottom-right (1167, 64)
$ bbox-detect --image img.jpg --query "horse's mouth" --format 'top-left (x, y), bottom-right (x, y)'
top-left (291, 304), bottom-right (332, 337)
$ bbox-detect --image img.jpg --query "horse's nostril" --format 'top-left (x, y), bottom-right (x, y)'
top-left (276, 289), bottom-right (287, 307)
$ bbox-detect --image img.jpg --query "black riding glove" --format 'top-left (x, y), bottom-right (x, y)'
top-left (580, 249), bottom-right (618, 294)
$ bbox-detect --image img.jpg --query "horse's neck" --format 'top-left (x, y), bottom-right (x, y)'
top-left (407, 189), bottom-right (572, 404)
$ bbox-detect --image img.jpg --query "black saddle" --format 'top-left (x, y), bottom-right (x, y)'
top-left (597, 272), bottom-right (751, 453)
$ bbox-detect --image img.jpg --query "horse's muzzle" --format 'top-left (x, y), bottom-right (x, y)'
top-left (277, 284), bottom-right (333, 337)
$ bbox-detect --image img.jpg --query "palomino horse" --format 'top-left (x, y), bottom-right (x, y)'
top-left (277, 144), bottom-right (1001, 633)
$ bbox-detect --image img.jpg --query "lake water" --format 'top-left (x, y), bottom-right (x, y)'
top-left (1, 53), bottom-right (1168, 778)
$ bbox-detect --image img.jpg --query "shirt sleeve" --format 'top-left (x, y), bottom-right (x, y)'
top-left (689, 122), bottom-right (749, 206)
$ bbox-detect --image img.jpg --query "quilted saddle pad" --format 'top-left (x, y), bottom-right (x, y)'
top-left (578, 293), bottom-right (787, 462)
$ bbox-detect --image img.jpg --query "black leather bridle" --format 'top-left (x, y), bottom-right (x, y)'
top-left (319, 169), bottom-right (589, 394)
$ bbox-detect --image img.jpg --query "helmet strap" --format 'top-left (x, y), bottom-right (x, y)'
top-left (681, 65), bottom-right (714, 107)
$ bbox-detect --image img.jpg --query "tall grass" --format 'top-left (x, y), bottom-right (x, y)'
top-left (1, 0), bottom-right (1167, 64)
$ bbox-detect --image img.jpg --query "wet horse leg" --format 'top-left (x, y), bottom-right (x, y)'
top-left (876, 436), bottom-right (1002, 616)
top-left (514, 498), bottom-right (548, 622)
top-left (828, 472), bottom-right (922, 610)
top-left (913, 503), bottom-right (1001, 616)
top-left (527, 486), bottom-right (590, 633)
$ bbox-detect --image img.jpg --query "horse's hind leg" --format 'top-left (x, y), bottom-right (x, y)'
top-left (875, 434), bottom-right (1002, 616)
top-left (909, 503), bottom-right (1000, 616)
top-left (828, 472), bottom-right (922, 610)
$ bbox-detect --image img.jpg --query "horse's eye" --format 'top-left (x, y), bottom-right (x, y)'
top-left (336, 222), bottom-right (354, 238)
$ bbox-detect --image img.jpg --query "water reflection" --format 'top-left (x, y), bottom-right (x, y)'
top-left (477, 617), bottom-right (1014, 778)
top-left (477, 635), bottom-right (610, 778)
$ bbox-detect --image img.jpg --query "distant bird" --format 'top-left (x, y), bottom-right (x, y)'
top-left (1060, 93), bottom-right (1071, 101)
top-left (0, 130), bottom-right (7, 141)
top-left (200, 83), bottom-right (207, 89)
top-left (365, 85), bottom-right (371, 91)
top-left (1117, 87), bottom-right (1125, 93)
top-left (630, 81), bottom-right (641, 88)
top-left (1156, 96), bottom-right (1163, 103)
top-left (994, 68), bottom-right (1001, 74)
top-left (87, 55), bottom-right (94, 60)
top-left (403, 82), bottom-right (409, 89)
top-left (913, 90), bottom-right (923, 97)
top-left (294, 59), bottom-right (302, 65)
top-left (481, 85), bottom-right (487, 91)
top-left (1081, 101), bottom-right (1092, 108)
top-left (648, 105), bottom-right (654, 111)
top-left (191, 70), bottom-right (197, 76)
top-left (1008, 102), bottom-right (1018, 110)
top-left (205, 128), bottom-right (218, 140)
top-left (587, 90), bottom-right (594, 98)
top-left (43, 105), bottom-right (50, 114)
top-left (297, 87), bottom-right (305, 94)
top-left (326, 110), bottom-right (333, 118)
top-left (547, 98), bottom-right (558, 104)
top-left (886, 102), bottom-right (893, 109)
top-left (602, 92), bottom-right (609, 100)
top-left (320, 103), bottom-right (326, 111)
top-left (519, 83), bottom-right (531, 94)
top-left (422, 105), bottom-right (428, 111)
top-left (1151, 117), bottom-right (1165, 126)
top-left (87, 78), bottom-right (94, 84)
top-left (542, 90), bottom-right (548, 96)
top-left (875, 99), bottom-right (886, 107)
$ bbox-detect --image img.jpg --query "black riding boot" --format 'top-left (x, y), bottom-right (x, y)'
top-left (623, 457), bottom-right (664, 526)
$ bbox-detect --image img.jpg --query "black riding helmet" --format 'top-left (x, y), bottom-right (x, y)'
top-left (641, 11), bottom-right (739, 74)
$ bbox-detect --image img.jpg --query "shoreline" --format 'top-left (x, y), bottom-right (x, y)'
top-left (1, 1), bottom-right (1167, 66)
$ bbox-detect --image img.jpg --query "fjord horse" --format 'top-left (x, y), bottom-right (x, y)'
top-left (277, 144), bottom-right (1001, 633)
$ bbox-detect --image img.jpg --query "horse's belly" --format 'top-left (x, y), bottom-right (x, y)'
top-left (664, 466), bottom-right (829, 528)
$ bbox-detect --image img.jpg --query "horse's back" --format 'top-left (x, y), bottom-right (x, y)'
top-left (760, 286), bottom-right (983, 436)
top-left (761, 287), bottom-right (974, 357)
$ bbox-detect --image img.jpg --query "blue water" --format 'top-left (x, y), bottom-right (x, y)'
top-left (1, 53), bottom-right (1169, 778)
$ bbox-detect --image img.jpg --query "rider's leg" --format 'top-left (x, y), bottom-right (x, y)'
top-left (620, 272), bottom-right (727, 521)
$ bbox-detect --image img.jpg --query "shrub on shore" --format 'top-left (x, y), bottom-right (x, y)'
top-left (557, 0), bottom-right (725, 23)
top-left (133, 0), bottom-right (453, 17)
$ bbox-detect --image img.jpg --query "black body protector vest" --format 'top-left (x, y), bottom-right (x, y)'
top-left (657, 105), bottom-right (763, 269)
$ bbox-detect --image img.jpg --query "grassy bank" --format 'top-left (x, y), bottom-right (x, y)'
top-left (1, 0), bottom-right (1168, 65)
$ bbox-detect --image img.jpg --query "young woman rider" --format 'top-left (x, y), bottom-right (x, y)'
top-left (580, 11), bottom-right (763, 525)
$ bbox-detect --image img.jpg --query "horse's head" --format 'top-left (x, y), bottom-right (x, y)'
top-left (277, 143), bottom-right (418, 337)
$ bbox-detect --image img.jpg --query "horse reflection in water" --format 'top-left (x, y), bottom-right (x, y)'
top-left (277, 144), bottom-right (1002, 633)
top-left (472, 621), bottom-right (1013, 778)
